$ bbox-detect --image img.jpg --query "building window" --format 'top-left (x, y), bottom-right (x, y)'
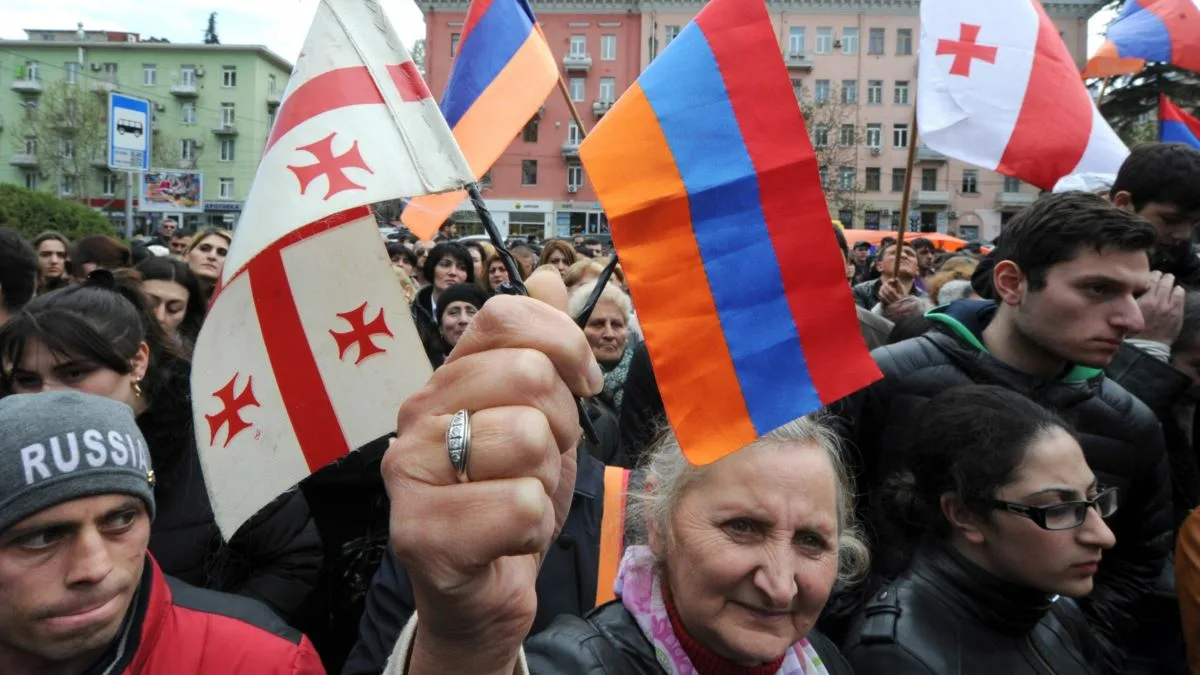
top-left (788, 27), bottom-right (806, 55)
top-left (60, 138), bottom-right (75, 159)
top-left (599, 77), bottom-right (615, 103)
top-left (869, 28), bottom-right (885, 55)
top-left (897, 28), bottom-right (914, 56)
top-left (143, 64), bottom-right (157, 86)
top-left (865, 167), bottom-right (882, 192)
top-left (102, 63), bottom-right (117, 84)
top-left (839, 209), bottom-right (855, 227)
top-left (867, 80), bottom-right (883, 105)
top-left (922, 168), bottom-right (939, 191)
top-left (841, 80), bottom-right (858, 104)
top-left (842, 28), bottom-right (859, 54)
top-left (181, 139), bottom-right (196, 161)
top-left (450, 33), bottom-right (461, 57)
top-left (601, 35), bottom-right (617, 60)
top-left (220, 102), bottom-right (235, 127)
top-left (220, 138), bottom-right (235, 161)
top-left (816, 27), bottom-right (833, 54)
top-left (570, 35), bottom-right (587, 55)
top-left (60, 175), bottom-right (75, 196)
top-left (569, 77), bottom-right (585, 102)
top-left (23, 137), bottom-right (37, 155)
top-left (819, 166), bottom-right (828, 188)
top-left (1004, 176), bottom-right (1021, 193)
top-left (268, 111), bottom-right (276, 131)
top-left (815, 79), bottom-right (830, 104)
top-left (219, 178), bottom-right (234, 199)
top-left (23, 100), bottom-right (38, 122)
top-left (866, 124), bottom-right (882, 148)
top-left (65, 62), bottom-right (78, 84)
top-left (664, 26), bottom-right (681, 45)
top-left (962, 169), bottom-right (980, 194)
top-left (568, 164), bottom-right (583, 189)
top-left (894, 80), bottom-right (910, 105)
top-left (891, 168), bottom-right (907, 192)
top-left (268, 74), bottom-right (277, 94)
top-left (181, 102), bottom-right (196, 124)
top-left (222, 65), bottom-right (237, 87)
top-left (25, 61), bottom-right (40, 80)
top-left (839, 166), bottom-right (855, 190)
top-left (181, 65), bottom-right (196, 86)
top-left (893, 124), bottom-right (909, 148)
top-left (102, 173), bottom-right (118, 196)
top-left (24, 171), bottom-right (38, 190)
top-left (865, 210), bottom-right (881, 229)
top-left (567, 121), bottom-right (582, 145)
top-left (839, 124), bottom-right (855, 146)
top-left (522, 117), bottom-right (539, 143)
top-left (813, 124), bottom-right (829, 148)
top-left (521, 159), bottom-right (538, 186)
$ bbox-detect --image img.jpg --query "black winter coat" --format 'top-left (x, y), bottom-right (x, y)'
top-left (525, 601), bottom-right (852, 674)
top-left (411, 286), bottom-right (446, 368)
top-left (829, 300), bottom-right (1171, 667)
top-left (842, 546), bottom-right (1108, 675)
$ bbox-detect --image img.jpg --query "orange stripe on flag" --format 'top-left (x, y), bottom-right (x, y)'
top-left (1082, 41), bottom-right (1145, 78)
top-left (596, 466), bottom-right (630, 606)
top-left (580, 85), bottom-right (757, 462)
top-left (403, 32), bottom-right (558, 240)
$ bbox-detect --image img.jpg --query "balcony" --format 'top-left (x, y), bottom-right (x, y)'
top-left (561, 140), bottom-right (580, 159)
top-left (593, 100), bottom-right (612, 117)
top-left (170, 82), bottom-right (198, 97)
top-left (11, 79), bottom-right (42, 94)
top-left (784, 52), bottom-right (814, 70)
top-left (916, 145), bottom-right (948, 163)
top-left (10, 154), bottom-right (38, 167)
top-left (92, 81), bottom-right (117, 95)
top-left (212, 123), bottom-right (238, 136)
top-left (563, 53), bottom-right (592, 73)
top-left (91, 154), bottom-right (109, 168)
top-left (266, 91), bottom-right (282, 108)
top-left (915, 190), bottom-right (951, 206)
top-left (996, 191), bottom-right (1035, 209)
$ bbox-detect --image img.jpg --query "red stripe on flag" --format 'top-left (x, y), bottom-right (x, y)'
top-left (242, 207), bottom-right (369, 473)
top-left (266, 63), bottom-right (431, 153)
top-left (995, 3), bottom-right (1094, 190)
top-left (460, 0), bottom-right (497, 48)
top-left (1147, 0), bottom-right (1200, 69)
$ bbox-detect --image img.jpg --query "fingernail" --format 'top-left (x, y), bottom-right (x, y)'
top-left (587, 357), bottom-right (604, 395)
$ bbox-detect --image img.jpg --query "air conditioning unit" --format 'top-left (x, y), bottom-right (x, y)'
top-left (90, 63), bottom-right (102, 71)
top-left (154, 102), bottom-right (166, 112)
top-left (948, 210), bottom-right (959, 219)
top-left (870, 147), bottom-right (881, 156)
top-left (567, 185), bottom-right (580, 193)
top-left (196, 67), bottom-right (205, 77)
top-left (193, 140), bottom-right (204, 149)
top-left (833, 40), bottom-right (843, 49)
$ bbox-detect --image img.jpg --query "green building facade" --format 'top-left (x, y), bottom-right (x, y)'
top-left (0, 28), bottom-right (291, 232)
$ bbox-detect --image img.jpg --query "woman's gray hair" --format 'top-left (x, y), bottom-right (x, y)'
top-left (568, 279), bottom-right (633, 325)
top-left (630, 415), bottom-right (870, 586)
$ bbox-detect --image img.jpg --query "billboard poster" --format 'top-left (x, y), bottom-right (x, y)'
top-left (140, 170), bottom-right (204, 213)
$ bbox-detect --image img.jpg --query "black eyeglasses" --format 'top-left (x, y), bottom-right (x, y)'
top-left (990, 487), bottom-right (1118, 531)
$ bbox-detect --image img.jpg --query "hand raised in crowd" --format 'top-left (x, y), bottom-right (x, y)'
top-left (1135, 270), bottom-right (1185, 346)
top-left (878, 277), bottom-right (907, 307)
top-left (382, 268), bottom-right (604, 675)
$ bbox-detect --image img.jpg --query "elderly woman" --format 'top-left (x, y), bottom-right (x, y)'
top-left (843, 385), bottom-right (1115, 674)
top-left (570, 280), bottom-right (634, 411)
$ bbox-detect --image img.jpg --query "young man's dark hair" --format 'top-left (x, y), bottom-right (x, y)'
top-left (996, 191), bottom-right (1156, 290)
top-left (0, 228), bottom-right (38, 325)
top-left (1110, 143), bottom-right (1200, 284)
top-left (909, 237), bottom-right (934, 253)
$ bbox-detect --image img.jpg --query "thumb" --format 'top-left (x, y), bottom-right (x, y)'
top-left (525, 266), bottom-right (570, 315)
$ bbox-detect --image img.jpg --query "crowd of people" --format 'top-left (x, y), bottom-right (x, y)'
top-left (1, 141), bottom-right (1200, 674)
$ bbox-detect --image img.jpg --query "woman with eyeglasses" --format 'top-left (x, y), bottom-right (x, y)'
top-left (842, 385), bottom-right (1116, 674)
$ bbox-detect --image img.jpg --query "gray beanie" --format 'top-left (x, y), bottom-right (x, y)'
top-left (0, 391), bottom-right (156, 534)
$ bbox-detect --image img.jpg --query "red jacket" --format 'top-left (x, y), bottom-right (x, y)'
top-left (89, 555), bottom-right (325, 674)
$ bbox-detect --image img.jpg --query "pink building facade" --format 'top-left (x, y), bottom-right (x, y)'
top-left (422, 0), bottom-right (1106, 242)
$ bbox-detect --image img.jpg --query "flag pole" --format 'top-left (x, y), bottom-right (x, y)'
top-left (1095, 76), bottom-right (1114, 107)
top-left (893, 101), bottom-right (921, 279)
top-left (556, 73), bottom-right (591, 138)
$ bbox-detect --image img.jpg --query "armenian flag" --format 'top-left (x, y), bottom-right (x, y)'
top-left (402, 0), bottom-right (557, 239)
top-left (1161, 95), bottom-right (1200, 149)
top-left (579, 0), bottom-right (881, 466)
top-left (1084, 0), bottom-right (1200, 78)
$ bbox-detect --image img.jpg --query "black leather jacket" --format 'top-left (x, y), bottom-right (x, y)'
top-left (843, 547), bottom-right (1108, 674)
top-left (526, 601), bottom-right (852, 674)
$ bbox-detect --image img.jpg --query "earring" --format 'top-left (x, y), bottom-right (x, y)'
top-left (132, 379), bottom-right (143, 398)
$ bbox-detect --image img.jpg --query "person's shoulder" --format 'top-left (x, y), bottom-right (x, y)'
top-left (165, 576), bottom-right (308, 648)
top-left (841, 583), bottom-right (943, 675)
top-left (525, 602), bottom-right (656, 674)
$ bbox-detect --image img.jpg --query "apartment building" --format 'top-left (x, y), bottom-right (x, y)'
top-left (423, 0), bottom-right (1107, 242)
top-left (0, 28), bottom-right (291, 230)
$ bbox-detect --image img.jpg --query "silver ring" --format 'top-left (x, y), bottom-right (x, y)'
top-left (446, 409), bottom-right (471, 482)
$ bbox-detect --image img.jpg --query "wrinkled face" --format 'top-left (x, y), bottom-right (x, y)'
top-left (966, 428), bottom-right (1115, 598)
top-left (159, 220), bottom-right (176, 238)
top-left (7, 340), bottom-right (148, 409)
top-left (547, 250), bottom-right (571, 276)
top-left (1012, 248), bottom-right (1149, 368)
top-left (876, 245), bottom-right (919, 281)
top-left (36, 241), bottom-right (67, 280)
top-left (433, 256), bottom-right (468, 293)
top-left (583, 301), bottom-right (627, 367)
top-left (439, 301), bottom-right (478, 348)
top-left (186, 235), bottom-right (228, 282)
top-left (0, 496), bottom-right (148, 671)
top-left (467, 248), bottom-right (483, 281)
top-left (656, 442), bottom-right (841, 666)
top-left (1133, 201), bottom-right (1200, 253)
top-left (142, 279), bottom-right (189, 335)
top-left (487, 260), bottom-right (509, 289)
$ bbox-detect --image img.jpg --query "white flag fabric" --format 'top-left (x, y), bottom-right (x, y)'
top-left (918, 0), bottom-right (1128, 191)
top-left (192, 0), bottom-right (468, 537)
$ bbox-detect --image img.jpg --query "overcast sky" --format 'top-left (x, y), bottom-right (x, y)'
top-left (1, 1), bottom-right (1113, 66)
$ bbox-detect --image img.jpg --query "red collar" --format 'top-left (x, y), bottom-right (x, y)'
top-left (663, 584), bottom-right (787, 675)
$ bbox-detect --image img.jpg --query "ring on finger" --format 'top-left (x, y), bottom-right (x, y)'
top-left (446, 409), bottom-right (472, 482)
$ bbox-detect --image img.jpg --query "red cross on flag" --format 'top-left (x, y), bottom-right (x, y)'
top-left (192, 0), bottom-right (473, 538)
top-left (918, 1), bottom-right (1129, 191)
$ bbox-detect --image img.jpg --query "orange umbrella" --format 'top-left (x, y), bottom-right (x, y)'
top-left (841, 229), bottom-right (973, 253)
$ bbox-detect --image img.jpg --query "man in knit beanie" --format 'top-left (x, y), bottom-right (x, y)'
top-left (0, 391), bottom-right (324, 675)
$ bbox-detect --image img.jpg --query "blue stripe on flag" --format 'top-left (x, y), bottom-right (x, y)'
top-left (1111, 0), bottom-right (1173, 62)
top-left (441, 1), bottom-right (534, 128)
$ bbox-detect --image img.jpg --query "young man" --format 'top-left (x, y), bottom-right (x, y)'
top-left (851, 240), bottom-right (928, 310)
top-left (169, 231), bottom-right (192, 259)
top-left (1110, 143), bottom-right (1200, 286)
top-left (0, 228), bottom-right (37, 327)
top-left (910, 236), bottom-right (937, 281)
top-left (0, 391), bottom-right (324, 674)
top-left (832, 192), bottom-right (1168, 669)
